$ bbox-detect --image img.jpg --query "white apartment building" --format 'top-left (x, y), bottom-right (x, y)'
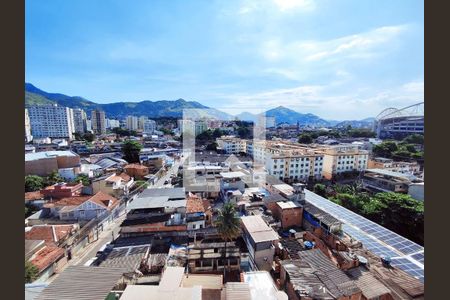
top-left (91, 110), bottom-right (106, 134)
top-left (25, 108), bottom-right (33, 143)
top-left (178, 119), bottom-right (195, 135)
top-left (106, 119), bottom-right (120, 129)
top-left (216, 136), bottom-right (247, 154)
top-left (72, 108), bottom-right (87, 133)
top-left (143, 119), bottom-right (157, 134)
top-left (138, 116), bottom-right (148, 130)
top-left (195, 120), bottom-right (208, 135)
top-left (126, 116), bottom-right (139, 131)
top-left (256, 142), bottom-right (324, 182)
top-left (27, 104), bottom-right (75, 140)
top-left (320, 144), bottom-right (369, 179)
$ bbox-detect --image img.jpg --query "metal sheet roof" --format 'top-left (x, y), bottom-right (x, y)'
top-left (36, 266), bottom-right (126, 300)
top-left (241, 215), bottom-right (279, 243)
top-left (25, 151), bottom-right (77, 162)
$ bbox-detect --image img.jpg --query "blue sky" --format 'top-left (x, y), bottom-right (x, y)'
top-left (26, 0), bottom-right (423, 120)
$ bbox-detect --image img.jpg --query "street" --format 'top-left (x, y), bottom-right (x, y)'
top-left (46, 155), bottom-right (187, 284)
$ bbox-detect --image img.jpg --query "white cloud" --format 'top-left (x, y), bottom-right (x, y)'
top-left (237, 0), bottom-right (315, 15)
top-left (272, 0), bottom-right (316, 12)
top-left (213, 79), bottom-right (424, 120)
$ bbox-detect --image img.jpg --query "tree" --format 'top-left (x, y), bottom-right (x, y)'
top-left (74, 174), bottom-right (90, 186)
top-left (25, 175), bottom-right (45, 192)
top-left (122, 140), bottom-right (143, 163)
top-left (161, 128), bottom-right (174, 136)
top-left (403, 134), bottom-right (424, 145)
top-left (206, 142), bottom-right (218, 151)
top-left (237, 127), bottom-right (251, 139)
top-left (313, 184), bottom-right (327, 197)
top-left (298, 133), bottom-right (313, 144)
top-left (214, 203), bottom-right (241, 277)
top-left (25, 260), bottom-right (39, 283)
top-left (372, 141), bottom-right (398, 158)
top-left (45, 171), bottom-right (64, 186)
top-left (83, 132), bottom-right (95, 142)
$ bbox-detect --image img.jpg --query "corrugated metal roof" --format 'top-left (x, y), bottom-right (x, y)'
top-left (99, 245), bottom-right (150, 273)
top-left (36, 266), bottom-right (126, 300)
top-left (225, 282), bottom-right (251, 300)
top-left (347, 266), bottom-right (391, 299)
top-left (127, 196), bottom-right (186, 210)
top-left (25, 151), bottom-right (77, 162)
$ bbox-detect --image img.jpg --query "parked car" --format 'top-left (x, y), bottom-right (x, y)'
top-left (96, 242), bottom-right (112, 257)
top-left (83, 257), bottom-right (98, 267)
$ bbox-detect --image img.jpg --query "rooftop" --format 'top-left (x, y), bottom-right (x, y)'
top-left (346, 266), bottom-right (391, 299)
top-left (100, 245), bottom-right (150, 273)
top-left (277, 201), bottom-right (300, 210)
top-left (243, 271), bottom-right (287, 300)
top-left (138, 187), bottom-right (186, 200)
top-left (36, 266), bottom-right (127, 300)
top-left (241, 215), bottom-right (279, 243)
top-left (186, 196), bottom-right (206, 213)
top-left (127, 196), bottom-right (186, 210)
top-left (25, 224), bottom-right (76, 245)
top-left (281, 249), bottom-right (361, 299)
top-left (25, 150), bottom-right (78, 162)
top-left (220, 171), bottom-right (246, 179)
top-left (365, 168), bottom-right (418, 181)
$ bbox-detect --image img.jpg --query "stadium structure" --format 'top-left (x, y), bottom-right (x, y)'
top-left (374, 102), bottom-right (424, 139)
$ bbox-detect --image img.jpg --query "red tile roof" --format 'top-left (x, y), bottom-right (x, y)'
top-left (43, 196), bottom-right (91, 208)
top-left (30, 245), bottom-right (65, 272)
top-left (88, 191), bottom-right (120, 210)
top-left (25, 225), bottom-right (75, 245)
top-left (124, 164), bottom-right (149, 170)
top-left (186, 196), bottom-right (205, 213)
top-left (25, 191), bottom-right (44, 201)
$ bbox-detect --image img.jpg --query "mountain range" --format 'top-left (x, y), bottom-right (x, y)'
top-left (25, 83), bottom-right (374, 127)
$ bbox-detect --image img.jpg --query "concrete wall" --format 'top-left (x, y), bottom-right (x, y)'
top-left (25, 158), bottom-right (58, 176)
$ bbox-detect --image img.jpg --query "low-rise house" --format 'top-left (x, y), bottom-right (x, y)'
top-left (186, 194), bottom-right (206, 230)
top-left (92, 173), bottom-right (134, 198)
top-left (346, 266), bottom-right (393, 300)
top-left (362, 168), bottom-right (424, 200)
top-left (120, 188), bottom-right (187, 235)
top-left (280, 249), bottom-right (362, 300)
top-left (123, 163), bottom-right (150, 180)
top-left (42, 191), bottom-right (120, 221)
top-left (220, 171), bottom-right (246, 203)
top-left (241, 215), bottom-right (280, 271)
top-left (27, 244), bottom-right (67, 283)
top-left (25, 224), bottom-right (78, 246)
top-left (41, 182), bottom-right (83, 199)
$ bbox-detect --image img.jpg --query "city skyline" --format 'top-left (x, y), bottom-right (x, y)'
top-left (26, 0), bottom-right (423, 119)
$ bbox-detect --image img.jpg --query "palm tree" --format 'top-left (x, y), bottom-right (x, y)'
top-left (214, 203), bottom-right (241, 278)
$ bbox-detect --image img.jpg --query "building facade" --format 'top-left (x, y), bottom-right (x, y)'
top-left (143, 119), bottom-right (157, 135)
top-left (138, 116), bottom-right (148, 130)
top-left (72, 108), bottom-right (87, 133)
top-left (25, 108), bottom-right (33, 142)
top-left (216, 136), bottom-right (247, 154)
top-left (320, 144), bottom-right (369, 179)
top-left (27, 105), bottom-right (75, 140)
top-left (126, 116), bottom-right (139, 131)
top-left (91, 110), bottom-right (106, 135)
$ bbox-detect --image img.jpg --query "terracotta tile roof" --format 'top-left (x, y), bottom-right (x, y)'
top-left (186, 196), bottom-right (205, 213)
top-left (25, 191), bottom-right (45, 201)
top-left (202, 199), bottom-right (212, 211)
top-left (119, 173), bottom-right (132, 182)
top-left (124, 164), bottom-right (148, 170)
top-left (43, 196), bottom-right (91, 208)
top-left (88, 191), bottom-right (120, 210)
top-left (30, 245), bottom-right (65, 272)
top-left (25, 225), bottom-right (75, 245)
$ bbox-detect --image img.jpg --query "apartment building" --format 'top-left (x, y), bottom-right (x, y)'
top-left (91, 109), bottom-right (106, 134)
top-left (195, 120), bottom-right (208, 135)
top-left (25, 108), bottom-right (33, 142)
top-left (138, 116), bottom-right (148, 130)
top-left (143, 119), bottom-right (157, 134)
top-left (253, 141), bottom-right (324, 182)
top-left (319, 144), bottom-right (369, 179)
top-left (27, 104), bottom-right (75, 139)
top-left (106, 118), bottom-right (120, 129)
top-left (126, 116), bottom-right (139, 131)
top-left (72, 108), bottom-right (87, 133)
top-left (216, 136), bottom-right (247, 154)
